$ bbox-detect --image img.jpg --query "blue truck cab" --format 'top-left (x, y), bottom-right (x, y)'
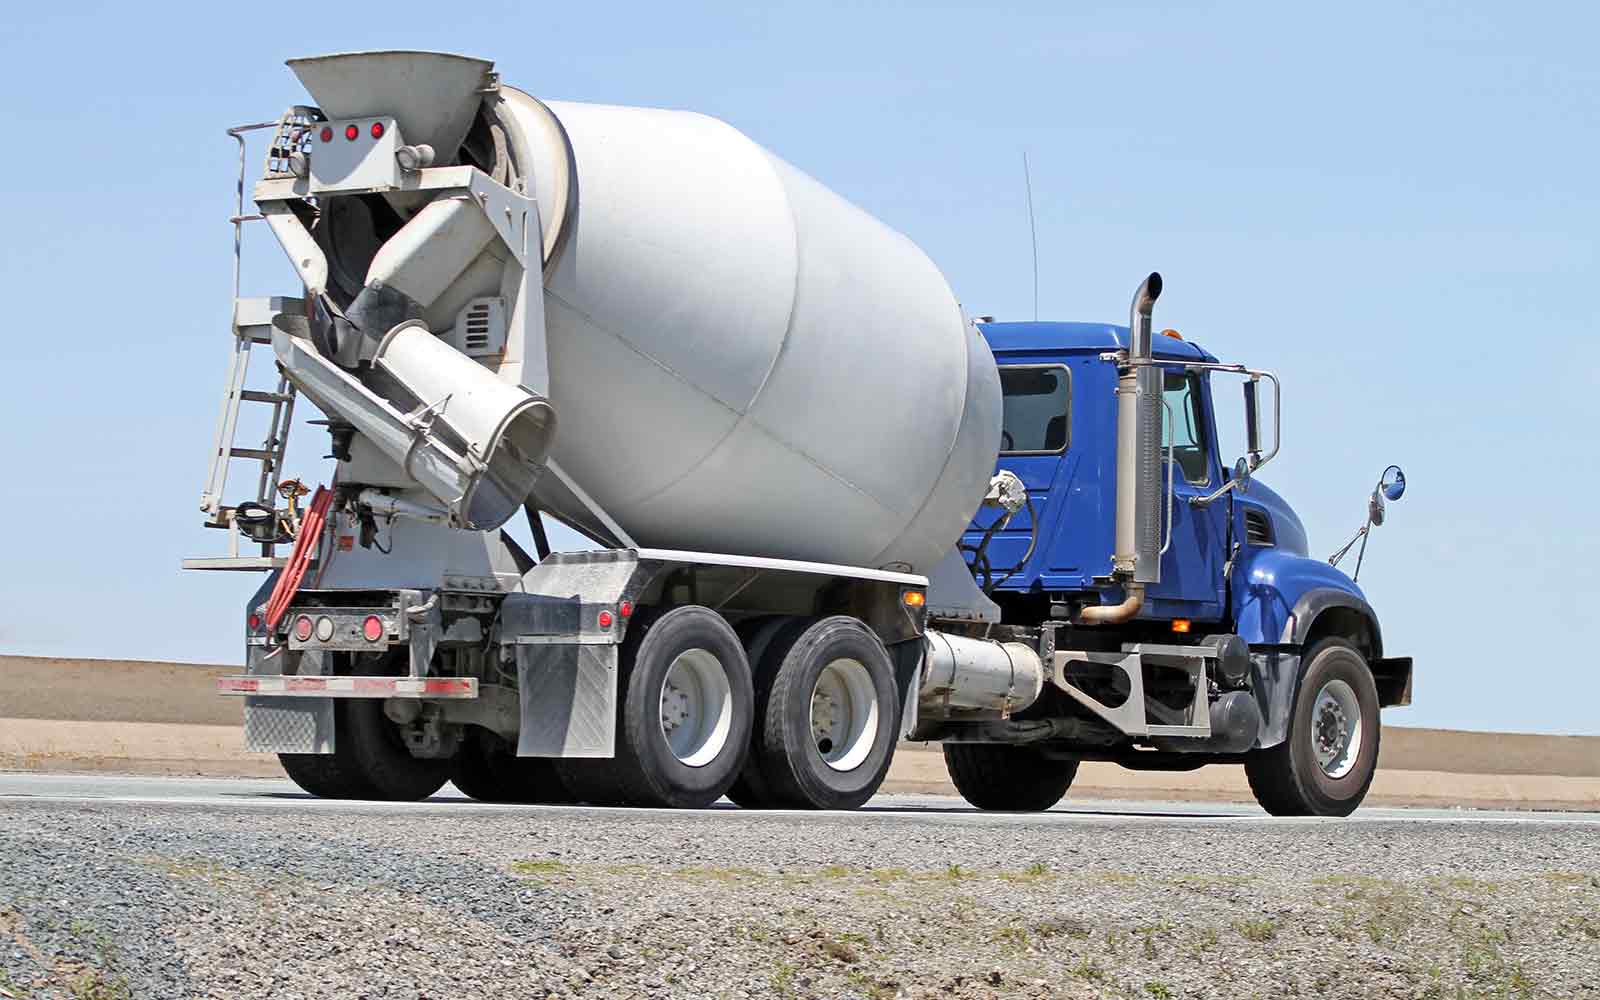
top-left (935, 299), bottom-right (1412, 817)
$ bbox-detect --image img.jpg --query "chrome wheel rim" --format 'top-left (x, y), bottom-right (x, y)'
top-left (659, 648), bottom-right (733, 768)
top-left (809, 658), bottom-right (879, 772)
top-left (1311, 678), bottom-right (1363, 779)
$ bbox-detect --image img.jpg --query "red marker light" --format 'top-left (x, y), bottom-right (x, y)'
top-left (344, 124), bottom-right (359, 141)
top-left (363, 615), bottom-right (384, 642)
top-left (319, 126), bottom-right (333, 143)
top-left (597, 610), bottom-right (614, 628)
top-left (370, 121), bottom-right (386, 139)
top-left (618, 601), bottom-right (634, 618)
top-left (293, 615), bottom-right (314, 641)
top-left (248, 613), bottom-right (262, 631)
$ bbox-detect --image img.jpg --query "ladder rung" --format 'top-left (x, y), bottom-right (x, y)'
top-left (240, 389), bottom-right (293, 404)
top-left (229, 447), bottom-right (275, 461)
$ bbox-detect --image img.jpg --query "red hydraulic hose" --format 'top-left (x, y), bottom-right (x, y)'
top-left (264, 485), bottom-right (333, 634)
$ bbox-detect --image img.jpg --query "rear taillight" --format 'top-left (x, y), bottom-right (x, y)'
top-left (363, 615), bottom-right (384, 642)
top-left (293, 615), bottom-right (313, 641)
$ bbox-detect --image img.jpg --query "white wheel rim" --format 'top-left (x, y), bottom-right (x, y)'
top-left (1311, 678), bottom-right (1363, 779)
top-left (659, 648), bottom-right (733, 768)
top-left (809, 658), bottom-right (879, 772)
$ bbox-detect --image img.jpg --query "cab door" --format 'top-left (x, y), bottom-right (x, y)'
top-left (972, 363), bottom-right (1074, 588)
top-left (1148, 369), bottom-right (1228, 617)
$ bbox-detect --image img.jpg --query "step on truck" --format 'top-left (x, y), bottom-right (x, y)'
top-left (187, 50), bottom-right (1413, 816)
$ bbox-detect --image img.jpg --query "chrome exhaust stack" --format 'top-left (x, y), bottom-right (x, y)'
top-left (1081, 272), bottom-right (1163, 624)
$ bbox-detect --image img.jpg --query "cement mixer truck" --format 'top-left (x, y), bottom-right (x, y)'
top-left (187, 50), bottom-right (1413, 817)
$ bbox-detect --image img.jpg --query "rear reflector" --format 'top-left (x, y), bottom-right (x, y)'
top-left (217, 676), bottom-right (478, 699)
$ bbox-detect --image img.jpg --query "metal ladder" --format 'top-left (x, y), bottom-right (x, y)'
top-left (184, 116), bottom-right (312, 572)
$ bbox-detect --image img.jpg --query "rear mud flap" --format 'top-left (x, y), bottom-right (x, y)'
top-left (242, 647), bottom-right (335, 754)
top-left (515, 640), bottom-right (616, 759)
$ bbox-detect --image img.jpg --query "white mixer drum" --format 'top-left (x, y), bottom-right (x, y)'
top-left (500, 91), bottom-right (1001, 573)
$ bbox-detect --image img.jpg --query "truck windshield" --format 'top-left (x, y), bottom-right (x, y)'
top-left (1162, 371), bottom-right (1211, 484)
top-left (999, 365), bottom-right (1070, 454)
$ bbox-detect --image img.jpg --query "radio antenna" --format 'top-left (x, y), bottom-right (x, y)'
top-left (1022, 151), bottom-right (1039, 320)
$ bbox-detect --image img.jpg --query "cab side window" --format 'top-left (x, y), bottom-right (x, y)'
top-left (1162, 372), bottom-right (1211, 485)
top-left (999, 365), bottom-right (1071, 454)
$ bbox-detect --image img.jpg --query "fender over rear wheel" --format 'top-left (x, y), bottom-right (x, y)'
top-left (943, 743), bottom-right (1078, 812)
top-left (1244, 637), bottom-right (1381, 817)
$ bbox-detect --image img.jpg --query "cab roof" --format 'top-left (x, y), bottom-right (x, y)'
top-left (977, 321), bottom-right (1219, 364)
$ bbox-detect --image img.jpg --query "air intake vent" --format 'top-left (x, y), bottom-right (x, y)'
top-left (446, 298), bottom-right (507, 359)
top-left (1244, 509), bottom-right (1274, 547)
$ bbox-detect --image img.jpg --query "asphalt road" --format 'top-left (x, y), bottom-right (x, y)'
top-left (4, 771), bottom-right (1598, 825)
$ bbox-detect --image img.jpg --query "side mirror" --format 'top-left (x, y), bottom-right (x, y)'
top-left (1242, 378), bottom-right (1262, 463)
top-left (1367, 465), bottom-right (1405, 527)
top-left (1379, 464), bottom-right (1406, 501)
top-left (1232, 456), bottom-right (1252, 494)
top-left (1330, 464), bottom-right (1408, 578)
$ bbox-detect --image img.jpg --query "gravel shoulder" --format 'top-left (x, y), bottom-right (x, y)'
top-left (1, 795), bottom-right (1597, 999)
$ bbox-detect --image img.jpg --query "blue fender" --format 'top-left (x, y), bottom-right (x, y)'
top-left (1231, 549), bottom-right (1389, 750)
top-left (1231, 548), bottom-right (1377, 653)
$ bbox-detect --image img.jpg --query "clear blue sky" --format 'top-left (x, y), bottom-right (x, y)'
top-left (1, 2), bottom-right (1594, 734)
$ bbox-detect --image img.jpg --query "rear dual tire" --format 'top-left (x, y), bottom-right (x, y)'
top-left (730, 616), bottom-right (900, 811)
top-left (556, 606), bottom-right (754, 809)
top-left (452, 728), bottom-right (575, 804)
top-left (279, 700), bottom-right (450, 802)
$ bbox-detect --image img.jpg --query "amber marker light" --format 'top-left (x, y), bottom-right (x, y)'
top-left (1171, 618), bottom-right (1192, 634)
top-left (903, 590), bottom-right (926, 608)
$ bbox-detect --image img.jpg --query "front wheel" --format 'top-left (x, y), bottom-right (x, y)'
top-left (1245, 638), bottom-right (1381, 817)
top-left (943, 743), bottom-right (1078, 811)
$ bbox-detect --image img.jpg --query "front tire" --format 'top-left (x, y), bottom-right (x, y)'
top-left (1245, 637), bottom-right (1381, 817)
top-left (943, 743), bottom-right (1078, 811)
